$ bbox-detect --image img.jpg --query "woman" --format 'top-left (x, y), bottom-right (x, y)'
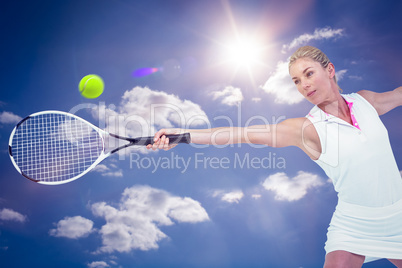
top-left (147, 46), bottom-right (402, 267)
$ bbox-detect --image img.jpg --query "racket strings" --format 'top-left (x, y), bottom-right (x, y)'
top-left (11, 113), bottom-right (103, 183)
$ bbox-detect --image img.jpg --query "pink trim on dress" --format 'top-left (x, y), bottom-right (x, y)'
top-left (345, 99), bottom-right (361, 130)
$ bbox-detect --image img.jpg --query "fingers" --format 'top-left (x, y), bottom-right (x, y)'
top-left (146, 128), bottom-right (181, 151)
top-left (153, 128), bottom-right (166, 143)
top-left (146, 129), bottom-right (166, 150)
top-left (159, 135), bottom-right (168, 150)
top-left (146, 135), bottom-right (172, 151)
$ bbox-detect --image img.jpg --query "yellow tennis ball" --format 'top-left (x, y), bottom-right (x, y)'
top-left (79, 74), bottom-right (104, 99)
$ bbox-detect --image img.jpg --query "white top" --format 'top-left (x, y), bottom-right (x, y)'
top-left (306, 93), bottom-right (402, 207)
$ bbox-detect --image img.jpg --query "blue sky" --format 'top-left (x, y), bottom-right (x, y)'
top-left (1, 0), bottom-right (402, 267)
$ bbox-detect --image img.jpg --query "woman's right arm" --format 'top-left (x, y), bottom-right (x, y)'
top-left (146, 117), bottom-right (321, 160)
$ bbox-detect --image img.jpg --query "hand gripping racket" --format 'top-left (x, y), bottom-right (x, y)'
top-left (8, 111), bottom-right (190, 185)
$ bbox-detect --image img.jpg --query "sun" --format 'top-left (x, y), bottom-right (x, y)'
top-left (225, 38), bottom-right (263, 66)
top-left (214, 34), bottom-right (270, 86)
top-left (222, 36), bottom-right (266, 69)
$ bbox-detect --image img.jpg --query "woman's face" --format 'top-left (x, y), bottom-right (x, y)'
top-left (289, 58), bottom-right (333, 105)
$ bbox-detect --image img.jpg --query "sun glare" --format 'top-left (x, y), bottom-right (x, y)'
top-left (215, 34), bottom-right (269, 85)
top-left (223, 37), bottom-right (265, 68)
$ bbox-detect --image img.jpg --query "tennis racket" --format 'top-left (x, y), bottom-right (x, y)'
top-left (8, 110), bottom-right (190, 185)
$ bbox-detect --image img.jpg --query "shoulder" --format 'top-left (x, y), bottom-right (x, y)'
top-left (356, 90), bottom-right (377, 105)
top-left (278, 117), bottom-right (312, 131)
top-left (277, 117), bottom-right (321, 159)
top-left (357, 87), bottom-right (402, 115)
top-left (283, 117), bottom-right (321, 160)
top-left (271, 117), bottom-right (312, 147)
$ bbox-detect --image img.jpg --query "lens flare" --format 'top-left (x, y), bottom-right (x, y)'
top-left (132, 68), bottom-right (159, 77)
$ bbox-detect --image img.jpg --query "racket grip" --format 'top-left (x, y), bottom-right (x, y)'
top-left (166, 133), bottom-right (191, 144)
top-left (138, 133), bottom-right (191, 145)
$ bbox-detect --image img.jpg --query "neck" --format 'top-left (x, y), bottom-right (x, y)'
top-left (318, 91), bottom-right (349, 119)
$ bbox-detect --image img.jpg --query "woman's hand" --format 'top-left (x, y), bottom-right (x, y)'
top-left (146, 128), bottom-right (184, 151)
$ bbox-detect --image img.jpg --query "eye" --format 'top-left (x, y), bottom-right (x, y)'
top-left (293, 80), bottom-right (299, 85)
top-left (307, 71), bottom-right (314, 77)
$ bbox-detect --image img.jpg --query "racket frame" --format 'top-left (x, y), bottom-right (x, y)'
top-left (8, 110), bottom-right (190, 185)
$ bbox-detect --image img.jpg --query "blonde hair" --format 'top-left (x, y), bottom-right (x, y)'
top-left (289, 46), bottom-right (340, 87)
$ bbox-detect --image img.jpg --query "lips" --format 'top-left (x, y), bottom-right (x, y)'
top-left (307, 90), bottom-right (316, 97)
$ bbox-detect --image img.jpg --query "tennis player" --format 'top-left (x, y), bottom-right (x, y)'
top-left (147, 46), bottom-right (402, 267)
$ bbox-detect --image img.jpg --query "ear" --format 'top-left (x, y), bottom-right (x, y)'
top-left (327, 63), bottom-right (336, 79)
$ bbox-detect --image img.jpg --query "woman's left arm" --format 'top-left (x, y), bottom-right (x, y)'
top-left (358, 86), bottom-right (402, 115)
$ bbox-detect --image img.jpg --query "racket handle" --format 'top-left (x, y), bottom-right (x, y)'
top-left (138, 133), bottom-right (191, 145)
top-left (165, 133), bottom-right (191, 144)
top-left (109, 133), bottom-right (191, 149)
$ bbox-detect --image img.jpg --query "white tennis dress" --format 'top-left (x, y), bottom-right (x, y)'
top-left (306, 93), bottom-right (402, 262)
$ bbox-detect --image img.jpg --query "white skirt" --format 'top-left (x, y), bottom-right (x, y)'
top-left (325, 198), bottom-right (402, 263)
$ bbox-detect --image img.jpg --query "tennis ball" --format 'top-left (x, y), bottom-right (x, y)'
top-left (79, 74), bottom-right (104, 99)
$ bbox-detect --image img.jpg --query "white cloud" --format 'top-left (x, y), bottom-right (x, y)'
top-left (49, 216), bottom-right (94, 239)
top-left (0, 111), bottom-right (22, 124)
top-left (168, 196), bottom-right (210, 223)
top-left (209, 86), bottom-right (243, 106)
top-left (103, 170), bottom-right (123, 177)
top-left (282, 27), bottom-right (345, 53)
top-left (87, 261), bottom-right (109, 268)
top-left (260, 61), bottom-right (304, 104)
top-left (335, 69), bottom-right (347, 81)
top-left (262, 171), bottom-right (323, 201)
top-left (0, 208), bottom-right (27, 223)
top-left (212, 190), bottom-right (244, 204)
top-left (92, 164), bottom-right (109, 173)
top-left (349, 75), bottom-right (363, 81)
top-left (91, 87), bottom-right (209, 154)
top-left (91, 185), bottom-right (209, 253)
top-left (221, 191), bottom-right (244, 204)
top-left (94, 86), bottom-right (208, 137)
top-left (251, 194), bottom-right (262, 200)
top-left (92, 164), bottom-right (123, 177)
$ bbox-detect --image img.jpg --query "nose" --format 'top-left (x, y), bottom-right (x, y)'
top-left (301, 79), bottom-right (310, 90)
